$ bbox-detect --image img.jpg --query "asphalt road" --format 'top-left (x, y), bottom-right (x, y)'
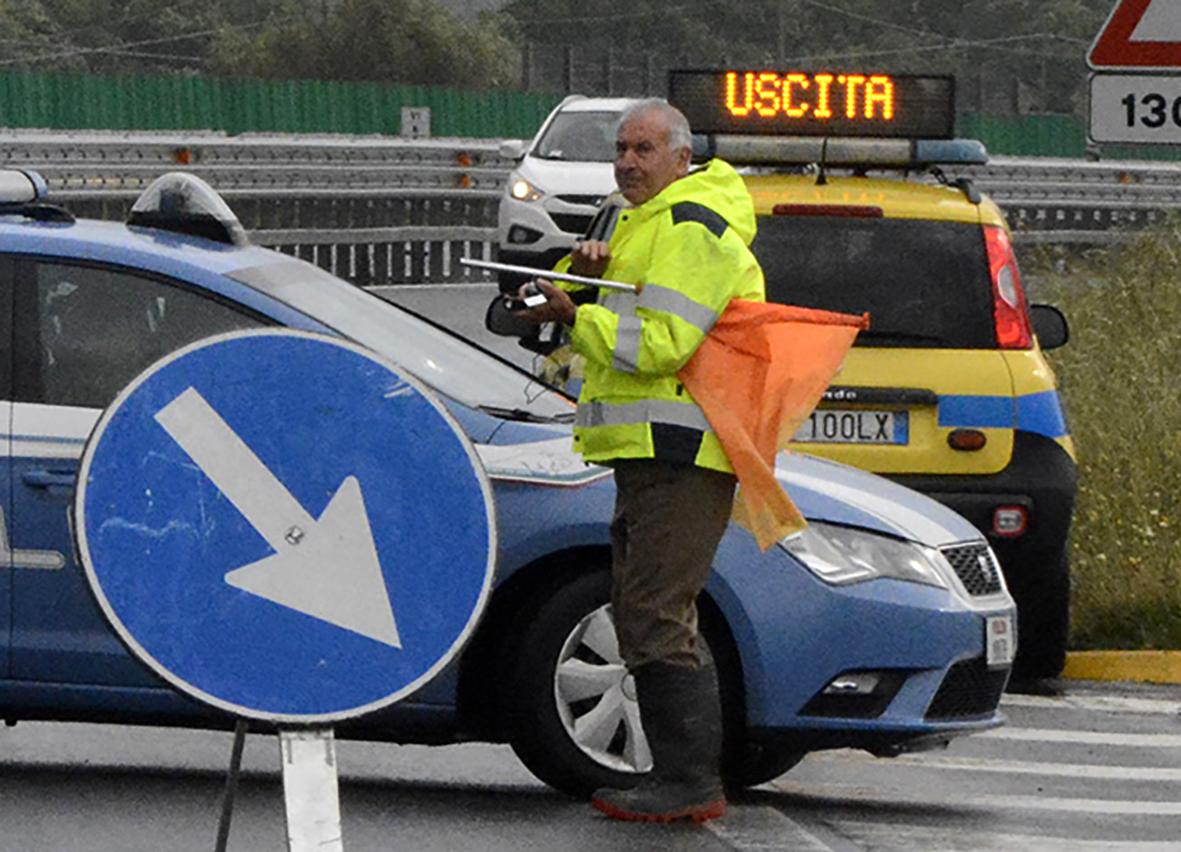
top-left (0, 682), bottom-right (1177, 851)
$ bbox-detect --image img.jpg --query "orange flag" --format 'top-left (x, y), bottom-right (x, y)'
top-left (678, 299), bottom-right (869, 550)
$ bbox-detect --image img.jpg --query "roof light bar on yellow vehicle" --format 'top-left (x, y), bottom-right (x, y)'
top-left (691, 135), bottom-right (988, 169)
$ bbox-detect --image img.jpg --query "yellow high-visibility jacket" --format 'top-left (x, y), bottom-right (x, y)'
top-left (558, 159), bottom-right (766, 472)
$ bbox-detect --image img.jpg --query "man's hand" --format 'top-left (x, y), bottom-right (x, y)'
top-left (570, 240), bottom-right (611, 278)
top-left (514, 279), bottom-right (578, 327)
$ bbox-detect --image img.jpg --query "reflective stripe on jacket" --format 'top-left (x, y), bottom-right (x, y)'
top-left (561, 159), bottom-right (766, 472)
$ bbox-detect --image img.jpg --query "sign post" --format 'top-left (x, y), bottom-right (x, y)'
top-left (75, 329), bottom-right (496, 850)
top-left (1088, 0), bottom-right (1181, 144)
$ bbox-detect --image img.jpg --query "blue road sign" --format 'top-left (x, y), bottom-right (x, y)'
top-left (75, 330), bottom-right (496, 723)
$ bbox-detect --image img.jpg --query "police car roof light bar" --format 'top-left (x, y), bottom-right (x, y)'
top-left (0, 169), bottom-right (75, 224)
top-left (0, 169), bottom-right (49, 206)
top-left (460, 258), bottom-right (640, 293)
top-left (127, 172), bottom-right (250, 247)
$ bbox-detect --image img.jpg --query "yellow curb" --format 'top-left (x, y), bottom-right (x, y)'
top-left (1063, 651), bottom-right (1181, 685)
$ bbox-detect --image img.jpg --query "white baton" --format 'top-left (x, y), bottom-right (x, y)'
top-left (460, 258), bottom-right (640, 293)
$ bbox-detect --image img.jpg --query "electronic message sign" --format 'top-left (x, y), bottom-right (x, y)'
top-left (669, 70), bottom-right (956, 139)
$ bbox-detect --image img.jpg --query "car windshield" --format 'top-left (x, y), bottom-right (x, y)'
top-left (534, 111), bottom-right (620, 162)
top-left (228, 261), bottom-right (575, 421)
top-left (751, 217), bottom-right (997, 349)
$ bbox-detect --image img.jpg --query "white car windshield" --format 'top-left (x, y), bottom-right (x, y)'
top-left (534, 111), bottom-right (620, 162)
top-left (229, 261), bottom-right (575, 422)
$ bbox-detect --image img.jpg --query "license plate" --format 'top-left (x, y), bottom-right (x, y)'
top-left (986, 614), bottom-right (1016, 669)
top-left (793, 409), bottom-right (908, 444)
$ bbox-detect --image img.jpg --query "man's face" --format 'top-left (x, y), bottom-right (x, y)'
top-left (614, 110), bottom-right (690, 205)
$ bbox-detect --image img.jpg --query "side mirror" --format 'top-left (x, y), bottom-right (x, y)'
top-left (498, 139), bottom-right (528, 160)
top-left (485, 293), bottom-right (537, 338)
top-left (1030, 304), bottom-right (1069, 350)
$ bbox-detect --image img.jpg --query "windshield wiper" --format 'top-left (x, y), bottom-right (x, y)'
top-left (476, 405), bottom-right (575, 423)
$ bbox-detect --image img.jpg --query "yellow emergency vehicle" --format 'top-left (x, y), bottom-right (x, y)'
top-left (671, 69), bottom-right (1077, 679)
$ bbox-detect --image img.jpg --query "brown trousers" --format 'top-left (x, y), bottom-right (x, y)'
top-left (609, 459), bottom-right (737, 670)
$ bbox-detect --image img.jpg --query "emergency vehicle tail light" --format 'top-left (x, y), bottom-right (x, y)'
top-left (992, 506), bottom-right (1028, 538)
top-left (984, 225), bottom-right (1033, 350)
top-left (127, 172), bottom-right (249, 247)
top-left (948, 429), bottom-right (987, 451)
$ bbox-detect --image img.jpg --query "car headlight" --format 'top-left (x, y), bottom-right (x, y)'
top-left (779, 522), bottom-right (949, 589)
top-left (510, 177), bottom-right (544, 202)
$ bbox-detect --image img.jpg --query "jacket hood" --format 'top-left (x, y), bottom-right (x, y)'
top-left (639, 158), bottom-right (757, 246)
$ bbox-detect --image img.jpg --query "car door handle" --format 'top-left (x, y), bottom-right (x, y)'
top-left (22, 469), bottom-right (78, 489)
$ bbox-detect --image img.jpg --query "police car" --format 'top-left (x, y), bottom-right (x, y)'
top-left (665, 69), bottom-right (1076, 679)
top-left (0, 168), bottom-right (1015, 797)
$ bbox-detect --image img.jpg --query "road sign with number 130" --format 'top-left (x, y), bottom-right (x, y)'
top-left (1090, 73), bottom-right (1181, 144)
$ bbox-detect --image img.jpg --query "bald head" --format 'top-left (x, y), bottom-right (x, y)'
top-left (614, 99), bottom-right (693, 205)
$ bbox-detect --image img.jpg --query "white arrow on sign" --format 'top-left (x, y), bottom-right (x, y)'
top-left (154, 387), bottom-right (402, 648)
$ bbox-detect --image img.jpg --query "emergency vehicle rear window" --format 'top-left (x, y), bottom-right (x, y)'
top-left (752, 217), bottom-right (996, 349)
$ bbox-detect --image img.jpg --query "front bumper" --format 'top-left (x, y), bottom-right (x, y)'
top-left (709, 529), bottom-right (1014, 751)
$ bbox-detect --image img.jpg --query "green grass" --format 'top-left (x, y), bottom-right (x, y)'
top-left (1024, 231), bottom-right (1181, 650)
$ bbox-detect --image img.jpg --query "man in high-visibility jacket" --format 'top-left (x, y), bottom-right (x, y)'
top-left (516, 98), bottom-right (765, 823)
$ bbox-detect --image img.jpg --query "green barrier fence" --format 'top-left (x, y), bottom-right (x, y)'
top-left (2, 68), bottom-right (1181, 160)
top-left (0, 70), bottom-right (564, 139)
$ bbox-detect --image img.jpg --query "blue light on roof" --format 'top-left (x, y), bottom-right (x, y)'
top-left (913, 139), bottom-right (989, 166)
top-left (0, 169), bottom-right (49, 205)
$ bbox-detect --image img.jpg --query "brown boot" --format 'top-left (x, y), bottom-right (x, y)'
top-left (591, 661), bottom-right (727, 823)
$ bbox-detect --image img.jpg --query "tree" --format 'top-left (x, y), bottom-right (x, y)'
top-left (208, 0), bottom-right (521, 89)
top-left (503, 0), bottom-right (1116, 115)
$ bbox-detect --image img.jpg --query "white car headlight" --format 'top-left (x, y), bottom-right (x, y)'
top-left (509, 177), bottom-right (544, 202)
top-left (780, 522), bottom-right (949, 589)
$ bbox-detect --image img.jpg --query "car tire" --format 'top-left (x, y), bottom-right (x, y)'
top-left (504, 569), bottom-right (760, 798)
top-left (1011, 550), bottom-right (1070, 681)
top-left (504, 570), bottom-right (648, 797)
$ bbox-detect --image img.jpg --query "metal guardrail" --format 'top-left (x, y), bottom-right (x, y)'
top-left (11, 128), bottom-right (1181, 204)
top-left (10, 130), bottom-right (1181, 283)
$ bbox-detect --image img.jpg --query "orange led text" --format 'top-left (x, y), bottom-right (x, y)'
top-left (724, 71), bottom-right (896, 121)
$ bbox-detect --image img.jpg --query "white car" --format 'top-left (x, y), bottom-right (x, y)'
top-left (495, 95), bottom-right (635, 291)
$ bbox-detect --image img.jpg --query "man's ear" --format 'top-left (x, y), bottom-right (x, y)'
top-left (676, 146), bottom-right (692, 175)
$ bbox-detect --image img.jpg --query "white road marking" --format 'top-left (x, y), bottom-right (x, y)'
top-left (811, 750), bottom-right (1181, 782)
top-left (1003, 692), bottom-right (1181, 716)
top-left (977, 726), bottom-right (1181, 748)
top-left (832, 820), bottom-right (1181, 851)
top-left (705, 806), bottom-right (836, 851)
top-left (770, 779), bottom-right (1181, 816)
